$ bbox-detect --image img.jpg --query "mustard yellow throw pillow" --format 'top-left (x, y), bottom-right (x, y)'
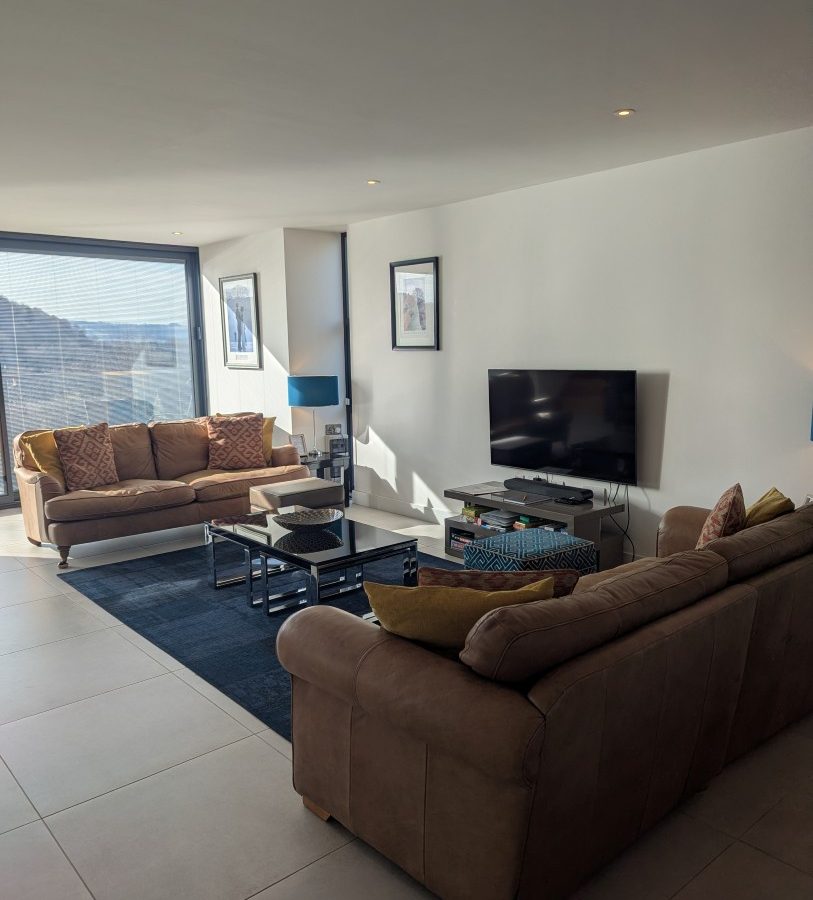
top-left (21, 430), bottom-right (66, 486)
top-left (262, 416), bottom-right (276, 464)
top-left (365, 577), bottom-right (555, 650)
top-left (746, 487), bottom-right (794, 527)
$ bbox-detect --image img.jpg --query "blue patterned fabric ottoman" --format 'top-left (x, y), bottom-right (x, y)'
top-left (464, 529), bottom-right (597, 575)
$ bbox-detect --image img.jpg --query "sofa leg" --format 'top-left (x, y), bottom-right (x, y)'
top-left (27, 538), bottom-right (42, 547)
top-left (58, 546), bottom-right (71, 568)
top-left (302, 796), bottom-right (331, 822)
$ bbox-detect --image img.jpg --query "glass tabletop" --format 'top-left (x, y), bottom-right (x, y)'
top-left (207, 506), bottom-right (416, 567)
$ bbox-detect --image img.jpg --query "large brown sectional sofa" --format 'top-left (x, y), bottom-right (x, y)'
top-left (277, 501), bottom-right (813, 900)
top-left (15, 419), bottom-right (309, 566)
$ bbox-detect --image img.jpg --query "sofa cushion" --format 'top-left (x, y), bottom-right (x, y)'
top-left (109, 423), bottom-right (158, 480)
top-left (53, 423), bottom-right (119, 492)
top-left (206, 414), bottom-right (266, 470)
top-left (419, 566), bottom-right (580, 598)
top-left (270, 443), bottom-right (300, 467)
top-left (696, 483), bottom-right (746, 549)
top-left (574, 556), bottom-right (661, 592)
top-left (45, 479), bottom-right (195, 522)
top-left (459, 549), bottom-right (729, 682)
top-left (366, 578), bottom-right (555, 650)
top-left (149, 418), bottom-right (209, 480)
top-left (745, 487), bottom-right (794, 528)
top-left (177, 465), bottom-right (307, 503)
top-left (706, 503), bottom-right (813, 582)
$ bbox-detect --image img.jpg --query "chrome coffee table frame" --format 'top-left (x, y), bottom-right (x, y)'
top-left (204, 515), bottom-right (418, 616)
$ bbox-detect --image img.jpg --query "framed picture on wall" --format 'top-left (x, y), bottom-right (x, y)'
top-left (219, 273), bottom-right (262, 369)
top-left (390, 257), bottom-right (439, 350)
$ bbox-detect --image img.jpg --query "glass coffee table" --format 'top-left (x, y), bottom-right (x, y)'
top-left (204, 508), bottom-right (418, 615)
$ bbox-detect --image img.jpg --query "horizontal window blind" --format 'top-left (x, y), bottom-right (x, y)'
top-left (0, 248), bottom-right (199, 496)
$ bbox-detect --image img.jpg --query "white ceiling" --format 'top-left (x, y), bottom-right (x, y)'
top-left (1, 0), bottom-right (812, 246)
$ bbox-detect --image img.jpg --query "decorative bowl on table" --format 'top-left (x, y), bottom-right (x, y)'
top-left (272, 507), bottom-right (344, 532)
top-left (274, 530), bottom-right (343, 554)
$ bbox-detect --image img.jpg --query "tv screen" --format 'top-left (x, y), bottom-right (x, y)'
top-left (488, 369), bottom-right (637, 485)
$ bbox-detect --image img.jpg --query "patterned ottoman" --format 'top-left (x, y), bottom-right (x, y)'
top-left (464, 529), bottom-right (597, 575)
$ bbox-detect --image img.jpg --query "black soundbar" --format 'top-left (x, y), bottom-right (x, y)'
top-left (503, 477), bottom-right (593, 503)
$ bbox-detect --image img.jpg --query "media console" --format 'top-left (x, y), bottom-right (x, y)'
top-left (443, 481), bottom-right (626, 571)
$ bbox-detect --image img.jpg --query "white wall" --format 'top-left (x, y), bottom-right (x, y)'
top-left (200, 228), bottom-right (292, 432)
top-left (283, 229), bottom-right (346, 449)
top-left (347, 127), bottom-right (813, 556)
top-left (200, 228), bottom-right (344, 449)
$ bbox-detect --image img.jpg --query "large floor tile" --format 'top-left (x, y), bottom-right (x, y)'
top-left (673, 842), bottom-right (813, 899)
top-left (254, 840), bottom-right (431, 898)
top-left (572, 812), bottom-right (732, 900)
top-left (680, 730), bottom-right (813, 836)
top-left (0, 595), bottom-right (106, 656)
top-left (257, 727), bottom-right (293, 760)
top-left (47, 736), bottom-right (351, 900)
top-left (175, 666), bottom-right (268, 733)
top-left (0, 554), bottom-right (24, 574)
top-left (743, 791), bottom-right (813, 876)
top-left (0, 673), bottom-right (250, 815)
top-left (0, 820), bottom-right (92, 899)
top-left (0, 567), bottom-right (64, 608)
top-left (0, 628), bottom-right (166, 725)
top-left (112, 623), bottom-right (185, 670)
top-left (0, 757), bottom-right (37, 835)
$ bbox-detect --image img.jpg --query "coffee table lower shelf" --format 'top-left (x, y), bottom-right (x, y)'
top-left (204, 521), bottom-right (418, 616)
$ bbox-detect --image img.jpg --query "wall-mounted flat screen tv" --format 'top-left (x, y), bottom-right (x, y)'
top-left (488, 369), bottom-right (637, 485)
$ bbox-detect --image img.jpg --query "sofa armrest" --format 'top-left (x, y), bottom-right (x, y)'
top-left (277, 606), bottom-right (545, 785)
top-left (271, 443), bottom-right (301, 467)
top-left (15, 466), bottom-right (65, 544)
top-left (656, 506), bottom-right (710, 557)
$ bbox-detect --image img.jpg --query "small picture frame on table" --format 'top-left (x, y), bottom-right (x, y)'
top-left (290, 433), bottom-right (307, 457)
top-left (390, 257), bottom-right (439, 350)
top-left (325, 423), bottom-right (343, 435)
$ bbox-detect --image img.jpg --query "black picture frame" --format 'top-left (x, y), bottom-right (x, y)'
top-left (389, 257), bottom-right (440, 350)
top-left (219, 273), bottom-right (262, 369)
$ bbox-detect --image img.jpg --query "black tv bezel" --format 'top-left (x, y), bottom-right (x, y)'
top-left (487, 368), bottom-right (638, 486)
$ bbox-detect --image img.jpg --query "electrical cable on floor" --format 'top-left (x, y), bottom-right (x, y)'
top-left (607, 482), bottom-right (636, 560)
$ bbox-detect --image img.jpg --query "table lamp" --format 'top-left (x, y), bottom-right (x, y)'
top-left (287, 375), bottom-right (340, 456)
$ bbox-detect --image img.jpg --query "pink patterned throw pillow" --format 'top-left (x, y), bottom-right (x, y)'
top-left (206, 414), bottom-right (266, 470)
top-left (53, 422), bottom-right (119, 492)
top-left (695, 484), bottom-right (746, 549)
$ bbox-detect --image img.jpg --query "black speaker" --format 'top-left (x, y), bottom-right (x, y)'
top-left (327, 436), bottom-right (348, 457)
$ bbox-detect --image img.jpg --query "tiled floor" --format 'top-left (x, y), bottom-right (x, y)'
top-left (0, 505), bottom-right (812, 899)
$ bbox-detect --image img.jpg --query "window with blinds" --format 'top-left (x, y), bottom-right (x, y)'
top-left (0, 241), bottom-right (204, 498)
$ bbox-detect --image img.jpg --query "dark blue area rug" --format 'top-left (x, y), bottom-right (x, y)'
top-left (59, 545), bottom-right (459, 741)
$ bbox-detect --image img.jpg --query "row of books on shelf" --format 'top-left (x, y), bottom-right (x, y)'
top-left (458, 509), bottom-right (567, 536)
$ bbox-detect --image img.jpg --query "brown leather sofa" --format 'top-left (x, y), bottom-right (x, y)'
top-left (277, 502), bottom-right (813, 900)
top-left (14, 419), bottom-right (310, 566)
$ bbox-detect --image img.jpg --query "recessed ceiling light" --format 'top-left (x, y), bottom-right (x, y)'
top-left (613, 108), bottom-right (636, 118)
top-left (171, 231), bottom-right (183, 235)
top-left (366, 179), bottom-right (381, 185)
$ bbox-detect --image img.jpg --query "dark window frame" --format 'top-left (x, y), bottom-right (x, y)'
top-left (0, 231), bottom-right (207, 507)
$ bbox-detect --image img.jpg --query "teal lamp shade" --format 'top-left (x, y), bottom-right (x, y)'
top-left (287, 376), bottom-right (339, 408)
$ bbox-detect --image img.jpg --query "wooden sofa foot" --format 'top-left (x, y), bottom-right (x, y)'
top-left (58, 546), bottom-right (71, 568)
top-left (302, 796), bottom-right (332, 821)
top-left (27, 538), bottom-right (42, 547)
